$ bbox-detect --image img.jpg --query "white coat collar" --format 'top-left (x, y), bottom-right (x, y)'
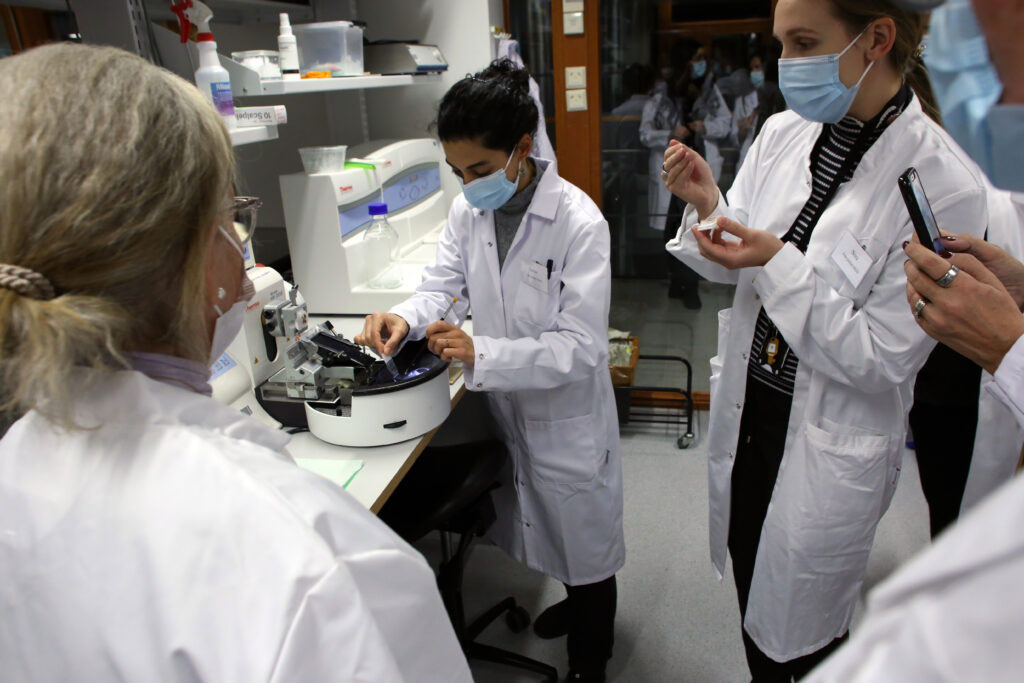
top-left (524, 157), bottom-right (562, 222)
top-left (69, 368), bottom-right (291, 453)
top-left (468, 157), bottom-right (562, 223)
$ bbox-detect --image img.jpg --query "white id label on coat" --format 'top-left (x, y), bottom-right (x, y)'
top-left (830, 232), bottom-right (872, 287)
top-left (522, 261), bottom-right (549, 293)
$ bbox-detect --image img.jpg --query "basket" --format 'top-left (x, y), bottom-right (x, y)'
top-left (609, 336), bottom-right (639, 387)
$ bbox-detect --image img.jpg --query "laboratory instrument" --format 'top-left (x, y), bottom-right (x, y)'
top-left (211, 267), bottom-right (451, 447)
top-left (364, 43), bottom-right (449, 75)
top-left (280, 138), bottom-right (451, 315)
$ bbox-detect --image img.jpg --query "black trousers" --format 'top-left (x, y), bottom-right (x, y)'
top-left (664, 194), bottom-right (700, 292)
top-left (564, 575), bottom-right (617, 676)
top-left (910, 343), bottom-right (983, 538)
top-left (728, 380), bottom-right (847, 682)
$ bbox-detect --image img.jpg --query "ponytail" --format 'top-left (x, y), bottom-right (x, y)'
top-left (906, 54), bottom-right (942, 125)
top-left (437, 57), bottom-right (540, 153)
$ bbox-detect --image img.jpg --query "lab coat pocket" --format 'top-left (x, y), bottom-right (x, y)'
top-left (514, 267), bottom-right (561, 334)
top-left (803, 422), bottom-right (892, 551)
top-left (524, 414), bottom-right (600, 485)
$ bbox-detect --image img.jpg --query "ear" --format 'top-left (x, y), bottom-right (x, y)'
top-left (864, 17), bottom-right (896, 63)
top-left (517, 133), bottom-right (534, 160)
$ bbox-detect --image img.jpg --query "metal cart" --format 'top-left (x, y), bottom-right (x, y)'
top-left (614, 354), bottom-right (695, 449)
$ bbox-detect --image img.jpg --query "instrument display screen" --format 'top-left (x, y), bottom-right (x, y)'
top-left (338, 164), bottom-right (441, 239)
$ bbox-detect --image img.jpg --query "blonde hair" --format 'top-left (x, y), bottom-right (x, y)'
top-left (0, 43), bottom-right (237, 427)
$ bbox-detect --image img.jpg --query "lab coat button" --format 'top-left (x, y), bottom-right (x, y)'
top-left (742, 352), bottom-right (748, 360)
top-left (487, 242), bottom-right (493, 247)
top-left (476, 382), bottom-right (483, 388)
top-left (735, 403), bottom-right (742, 410)
top-left (479, 353), bottom-right (485, 360)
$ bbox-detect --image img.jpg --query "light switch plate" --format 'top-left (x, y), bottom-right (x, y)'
top-left (563, 11), bottom-right (584, 35)
top-left (565, 66), bottom-right (586, 89)
top-left (566, 88), bottom-right (587, 112)
top-left (564, 0), bottom-right (584, 11)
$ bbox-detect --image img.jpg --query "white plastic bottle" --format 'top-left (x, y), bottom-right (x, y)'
top-left (278, 13), bottom-right (300, 81)
top-left (363, 203), bottom-right (403, 289)
top-left (195, 37), bottom-right (236, 129)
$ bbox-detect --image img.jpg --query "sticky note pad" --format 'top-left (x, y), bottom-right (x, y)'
top-left (295, 458), bottom-right (364, 489)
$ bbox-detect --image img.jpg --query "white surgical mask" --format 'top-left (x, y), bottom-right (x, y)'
top-left (779, 27), bottom-right (873, 124)
top-left (209, 226), bottom-right (254, 363)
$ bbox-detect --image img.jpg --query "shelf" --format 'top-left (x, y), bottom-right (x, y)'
top-left (233, 73), bottom-right (443, 98)
top-left (229, 124), bottom-right (279, 146)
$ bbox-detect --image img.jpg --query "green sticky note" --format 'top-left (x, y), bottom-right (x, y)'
top-left (296, 458), bottom-right (364, 489)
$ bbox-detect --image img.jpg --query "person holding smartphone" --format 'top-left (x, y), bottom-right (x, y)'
top-left (662, 1), bottom-right (988, 679)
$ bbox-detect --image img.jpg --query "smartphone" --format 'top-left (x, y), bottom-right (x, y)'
top-left (898, 167), bottom-right (943, 253)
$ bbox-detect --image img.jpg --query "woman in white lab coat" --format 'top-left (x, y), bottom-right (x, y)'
top-left (0, 44), bottom-right (470, 683)
top-left (357, 59), bottom-right (624, 682)
top-left (663, 1), bottom-right (988, 679)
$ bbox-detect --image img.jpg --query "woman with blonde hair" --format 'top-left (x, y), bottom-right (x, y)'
top-left (0, 43), bottom-right (470, 682)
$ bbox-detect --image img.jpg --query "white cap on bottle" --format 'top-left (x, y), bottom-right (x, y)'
top-left (279, 13), bottom-right (292, 35)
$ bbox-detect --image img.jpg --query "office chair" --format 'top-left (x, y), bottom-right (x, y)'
top-left (379, 441), bottom-right (558, 682)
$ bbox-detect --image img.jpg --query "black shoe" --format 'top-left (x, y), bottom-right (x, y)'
top-left (533, 598), bottom-right (570, 639)
top-left (682, 286), bottom-right (702, 310)
top-left (564, 672), bottom-right (606, 683)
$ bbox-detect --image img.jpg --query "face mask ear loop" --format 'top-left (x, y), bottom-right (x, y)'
top-left (840, 25), bottom-right (876, 88)
top-left (218, 225), bottom-right (245, 260)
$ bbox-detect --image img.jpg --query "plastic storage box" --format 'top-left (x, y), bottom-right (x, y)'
top-left (299, 146), bottom-right (348, 174)
top-left (293, 21), bottom-right (364, 76)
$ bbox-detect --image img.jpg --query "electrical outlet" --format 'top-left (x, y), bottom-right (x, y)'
top-left (564, 0), bottom-right (584, 11)
top-left (566, 89), bottom-right (587, 112)
top-left (565, 66), bottom-right (586, 90)
top-left (563, 11), bottom-right (584, 35)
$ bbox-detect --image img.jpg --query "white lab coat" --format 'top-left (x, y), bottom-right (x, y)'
top-left (667, 97), bottom-right (989, 661)
top-left (960, 189), bottom-right (1024, 512)
top-left (391, 158), bottom-right (625, 586)
top-left (806, 471), bottom-right (1024, 682)
top-left (0, 369), bottom-right (471, 683)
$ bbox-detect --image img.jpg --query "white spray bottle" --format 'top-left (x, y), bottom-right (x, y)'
top-left (172, 0), bottom-right (236, 129)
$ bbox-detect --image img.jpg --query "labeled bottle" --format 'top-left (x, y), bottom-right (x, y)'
top-left (278, 13), bottom-right (300, 81)
top-left (363, 203), bottom-right (403, 290)
top-left (195, 38), bottom-right (236, 129)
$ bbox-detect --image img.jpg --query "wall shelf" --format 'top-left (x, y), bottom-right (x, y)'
top-left (230, 124), bottom-right (279, 146)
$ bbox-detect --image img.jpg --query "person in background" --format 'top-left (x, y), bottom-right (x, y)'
top-left (357, 59), bottom-right (623, 683)
top-left (754, 51), bottom-right (788, 138)
top-left (808, 1), bottom-right (1024, 676)
top-left (0, 44), bottom-right (471, 683)
top-left (663, 0), bottom-right (988, 679)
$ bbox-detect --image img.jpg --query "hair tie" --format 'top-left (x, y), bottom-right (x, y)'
top-left (913, 41), bottom-right (925, 61)
top-left (0, 264), bottom-right (57, 301)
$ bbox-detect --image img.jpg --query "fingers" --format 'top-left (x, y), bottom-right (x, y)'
top-left (948, 252), bottom-right (1006, 290)
top-left (666, 157), bottom-right (695, 189)
top-left (439, 337), bottom-right (473, 364)
top-left (715, 216), bottom-right (753, 241)
top-left (381, 314), bottom-right (409, 356)
top-left (426, 320), bottom-right (455, 338)
top-left (904, 242), bottom-right (953, 281)
top-left (663, 144), bottom-right (688, 173)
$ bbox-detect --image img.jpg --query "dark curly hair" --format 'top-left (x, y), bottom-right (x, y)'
top-left (436, 58), bottom-right (540, 154)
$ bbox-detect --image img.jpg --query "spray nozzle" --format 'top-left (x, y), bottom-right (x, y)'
top-left (170, 0), bottom-right (215, 43)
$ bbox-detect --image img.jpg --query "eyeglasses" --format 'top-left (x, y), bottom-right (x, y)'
top-left (229, 196), bottom-right (262, 246)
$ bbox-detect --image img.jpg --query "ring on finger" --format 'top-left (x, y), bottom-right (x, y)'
top-left (936, 265), bottom-right (960, 288)
top-left (913, 298), bottom-right (927, 318)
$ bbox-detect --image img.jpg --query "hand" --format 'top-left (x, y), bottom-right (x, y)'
top-left (426, 321), bottom-right (475, 366)
top-left (671, 124), bottom-right (691, 140)
top-left (663, 140), bottom-right (719, 219)
top-left (691, 216), bottom-right (784, 270)
top-left (354, 312), bottom-right (409, 357)
top-left (973, 0), bottom-right (1024, 103)
top-left (939, 232), bottom-right (1024, 310)
top-left (689, 120), bottom-right (705, 135)
top-left (904, 240), bottom-right (1024, 374)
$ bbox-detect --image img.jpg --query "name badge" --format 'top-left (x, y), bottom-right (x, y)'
top-left (522, 260), bottom-right (548, 293)
top-left (830, 231), bottom-right (872, 288)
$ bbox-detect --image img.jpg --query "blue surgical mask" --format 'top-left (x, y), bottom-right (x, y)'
top-left (692, 60), bottom-right (707, 79)
top-left (925, 0), bottom-right (1024, 192)
top-left (779, 28), bottom-right (874, 124)
top-left (460, 150), bottom-right (520, 211)
top-left (750, 70), bottom-right (765, 89)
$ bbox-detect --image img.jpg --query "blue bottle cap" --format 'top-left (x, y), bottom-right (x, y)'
top-left (369, 202), bottom-right (388, 216)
